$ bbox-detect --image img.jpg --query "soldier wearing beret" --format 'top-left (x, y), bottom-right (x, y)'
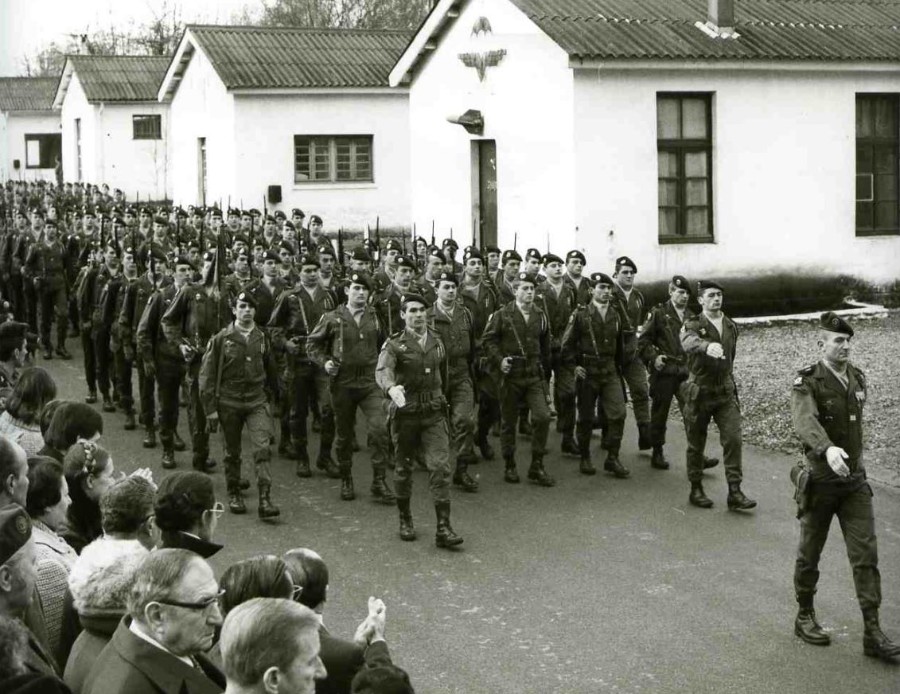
top-left (561, 272), bottom-right (629, 477)
top-left (373, 238), bottom-right (403, 291)
top-left (790, 313), bottom-right (899, 660)
top-left (291, 208), bottom-right (306, 233)
top-left (307, 271), bottom-right (395, 505)
top-left (199, 290), bottom-right (280, 519)
top-left (373, 255), bottom-right (416, 336)
top-left (414, 248), bottom-right (445, 305)
top-left (376, 293), bottom-right (463, 547)
top-left (481, 272), bottom-right (555, 486)
top-left (0, 321), bottom-right (29, 402)
top-left (441, 238), bottom-right (463, 276)
top-left (485, 245), bottom-right (501, 276)
top-left (638, 276), bottom-right (719, 471)
top-left (108, 245), bottom-right (141, 429)
top-left (564, 250), bottom-right (591, 306)
top-left (680, 280), bottom-right (756, 511)
top-left (611, 256), bottom-right (652, 451)
top-left (24, 218), bottom-right (70, 360)
top-left (522, 248), bottom-right (545, 284)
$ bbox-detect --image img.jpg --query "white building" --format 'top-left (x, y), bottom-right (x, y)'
top-left (54, 55), bottom-right (171, 199)
top-left (0, 77), bottom-right (60, 183)
top-left (159, 25), bottom-right (412, 230)
top-left (391, 0), bottom-right (900, 283)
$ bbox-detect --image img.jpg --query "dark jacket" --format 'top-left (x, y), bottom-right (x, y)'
top-left (158, 530), bottom-right (223, 559)
top-left (480, 301), bottom-right (551, 380)
top-left (375, 328), bottom-right (447, 410)
top-left (198, 322), bottom-right (278, 413)
top-left (637, 301), bottom-right (693, 378)
top-left (64, 611), bottom-right (121, 694)
top-left (82, 617), bottom-right (224, 694)
top-left (317, 628), bottom-right (392, 694)
top-left (0, 673), bottom-right (72, 694)
top-left (680, 312), bottom-right (739, 392)
top-left (307, 306), bottom-right (385, 388)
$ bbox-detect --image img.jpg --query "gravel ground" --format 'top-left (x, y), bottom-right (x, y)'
top-left (733, 310), bottom-right (900, 485)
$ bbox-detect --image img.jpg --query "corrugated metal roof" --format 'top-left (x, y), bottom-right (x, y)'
top-left (69, 55), bottom-right (170, 102)
top-left (0, 77), bottom-right (57, 112)
top-left (189, 25), bottom-right (413, 88)
top-left (509, 0), bottom-right (900, 60)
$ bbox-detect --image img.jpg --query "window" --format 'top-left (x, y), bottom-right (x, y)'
top-left (657, 94), bottom-right (713, 243)
top-left (24, 133), bottom-right (61, 169)
top-left (294, 135), bottom-right (373, 184)
top-left (856, 95), bottom-right (899, 235)
top-left (133, 115), bottom-right (162, 140)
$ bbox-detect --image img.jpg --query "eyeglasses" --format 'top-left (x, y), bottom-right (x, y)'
top-left (292, 584), bottom-right (304, 600)
top-left (207, 502), bottom-right (225, 518)
top-left (155, 588), bottom-right (225, 611)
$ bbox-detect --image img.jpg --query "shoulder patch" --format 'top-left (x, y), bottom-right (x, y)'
top-left (798, 364), bottom-right (815, 376)
top-left (793, 376), bottom-right (805, 387)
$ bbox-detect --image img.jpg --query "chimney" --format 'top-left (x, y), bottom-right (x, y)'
top-left (708, 0), bottom-right (734, 30)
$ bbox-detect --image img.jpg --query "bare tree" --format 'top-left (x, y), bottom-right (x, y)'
top-left (257, 0), bottom-right (432, 30)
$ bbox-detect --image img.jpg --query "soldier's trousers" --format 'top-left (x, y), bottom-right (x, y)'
top-left (114, 345), bottom-right (134, 414)
top-left (550, 354), bottom-right (576, 439)
top-left (499, 376), bottom-right (551, 460)
top-left (81, 325), bottom-right (97, 394)
top-left (576, 369), bottom-right (626, 458)
top-left (219, 401), bottom-right (273, 493)
top-left (136, 357), bottom-right (156, 428)
top-left (683, 388), bottom-right (742, 483)
top-left (648, 371), bottom-right (687, 448)
top-left (23, 280), bottom-right (38, 332)
top-left (447, 374), bottom-right (475, 462)
top-left (392, 408), bottom-right (450, 502)
top-left (621, 354), bottom-right (650, 425)
top-left (157, 358), bottom-right (183, 452)
top-left (291, 361), bottom-right (334, 455)
top-left (332, 382), bottom-right (389, 472)
top-left (6, 275), bottom-right (24, 321)
top-left (795, 482), bottom-right (881, 612)
top-left (38, 286), bottom-right (67, 349)
top-left (92, 325), bottom-right (114, 397)
top-left (185, 362), bottom-right (211, 468)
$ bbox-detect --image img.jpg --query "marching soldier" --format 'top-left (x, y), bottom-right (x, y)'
top-left (638, 276), bottom-right (719, 472)
top-left (481, 272), bottom-right (554, 487)
top-left (108, 245), bottom-right (141, 428)
top-left (493, 249), bottom-right (521, 305)
top-left (564, 250), bottom-right (591, 306)
top-left (680, 280), bottom-right (756, 511)
top-left (521, 248), bottom-right (545, 284)
top-left (307, 271), bottom-right (395, 504)
top-left (199, 291), bottom-right (280, 519)
top-left (561, 273), bottom-right (629, 477)
top-left (441, 238), bottom-right (463, 276)
top-left (790, 312), bottom-right (899, 661)
top-left (373, 238), bottom-right (403, 290)
top-left (429, 271), bottom-right (478, 492)
top-left (414, 248), bottom-right (445, 305)
top-left (376, 292), bottom-right (463, 547)
top-left (80, 238), bottom-right (122, 410)
top-left (373, 255), bottom-right (416, 336)
top-left (485, 245), bottom-right (501, 276)
top-left (25, 218), bottom-right (71, 360)
top-left (611, 256), bottom-right (652, 450)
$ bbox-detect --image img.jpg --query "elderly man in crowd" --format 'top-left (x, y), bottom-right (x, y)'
top-left (283, 548), bottom-right (393, 694)
top-left (82, 548), bottom-right (225, 694)
top-left (219, 597), bottom-right (326, 694)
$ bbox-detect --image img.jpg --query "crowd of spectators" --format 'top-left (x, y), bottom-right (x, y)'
top-left (0, 360), bottom-right (414, 694)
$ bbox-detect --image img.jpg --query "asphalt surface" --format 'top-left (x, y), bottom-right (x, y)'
top-left (40, 345), bottom-right (900, 693)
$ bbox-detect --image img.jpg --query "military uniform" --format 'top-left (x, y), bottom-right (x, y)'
top-left (199, 310), bottom-right (280, 519)
top-left (108, 269), bottom-right (139, 425)
top-left (25, 237), bottom-right (69, 357)
top-left (611, 280), bottom-right (651, 448)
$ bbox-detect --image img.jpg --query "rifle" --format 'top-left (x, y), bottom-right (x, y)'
top-left (430, 220), bottom-right (435, 247)
top-left (472, 217), bottom-right (477, 248)
top-left (513, 232), bottom-right (518, 251)
top-left (401, 228), bottom-right (407, 255)
top-left (374, 219), bottom-right (381, 263)
top-left (337, 228), bottom-right (344, 269)
top-left (248, 211), bottom-right (255, 275)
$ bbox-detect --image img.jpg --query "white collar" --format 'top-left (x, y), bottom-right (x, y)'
top-left (129, 619), bottom-right (195, 668)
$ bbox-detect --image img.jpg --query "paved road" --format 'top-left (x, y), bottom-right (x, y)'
top-left (41, 347), bottom-right (899, 693)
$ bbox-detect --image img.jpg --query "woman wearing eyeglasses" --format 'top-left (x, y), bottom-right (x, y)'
top-left (153, 471), bottom-right (223, 559)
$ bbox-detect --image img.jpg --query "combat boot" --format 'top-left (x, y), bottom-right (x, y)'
top-left (794, 595), bottom-right (831, 646)
top-left (560, 436), bottom-right (580, 457)
top-left (503, 456), bottom-right (520, 484)
top-left (370, 469), bottom-right (396, 505)
top-left (42, 345), bottom-right (53, 360)
top-left (317, 452), bottom-right (341, 479)
top-left (295, 447), bottom-right (311, 478)
top-left (527, 458), bottom-right (556, 487)
top-left (228, 490), bottom-right (247, 514)
top-left (101, 393), bottom-right (116, 413)
top-left (161, 448), bottom-right (176, 470)
top-left (689, 481), bottom-right (714, 508)
top-left (453, 456), bottom-right (479, 492)
top-left (397, 498), bottom-right (416, 541)
top-left (123, 411), bottom-right (136, 431)
top-left (603, 451), bottom-right (630, 479)
top-left (434, 501), bottom-right (463, 548)
top-left (863, 609), bottom-right (900, 661)
top-left (55, 344), bottom-right (71, 360)
top-left (85, 390), bottom-right (97, 404)
top-left (727, 482), bottom-right (757, 511)
top-left (579, 457), bottom-right (596, 476)
top-left (340, 471), bottom-right (356, 501)
top-left (173, 432), bottom-right (186, 452)
top-left (258, 483), bottom-right (280, 520)
top-left (142, 425), bottom-right (157, 449)
top-left (638, 423), bottom-right (652, 451)
top-left (650, 447), bottom-right (670, 470)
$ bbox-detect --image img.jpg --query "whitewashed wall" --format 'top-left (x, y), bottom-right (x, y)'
top-left (168, 43), bottom-right (235, 208)
top-left (60, 73), bottom-right (95, 185)
top-left (232, 91), bottom-right (410, 229)
top-left (0, 111), bottom-right (60, 182)
top-left (407, 0), bottom-right (575, 247)
top-left (573, 67), bottom-right (900, 284)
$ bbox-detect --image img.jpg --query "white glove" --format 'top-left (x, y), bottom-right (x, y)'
top-left (388, 385), bottom-right (406, 408)
top-left (705, 342), bottom-right (725, 359)
top-left (825, 446), bottom-right (850, 477)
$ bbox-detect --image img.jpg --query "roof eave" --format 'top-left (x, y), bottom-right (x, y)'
top-left (52, 57), bottom-right (75, 109)
top-left (229, 86), bottom-right (408, 95)
top-left (158, 27), bottom-right (198, 102)
top-left (569, 56), bottom-right (900, 73)
top-left (389, 0), bottom-right (464, 87)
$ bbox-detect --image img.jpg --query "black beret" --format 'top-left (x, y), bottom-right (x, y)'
top-left (463, 247), bottom-right (483, 262)
top-left (385, 239), bottom-right (403, 253)
top-left (697, 279), bottom-right (723, 293)
top-left (590, 272), bottom-right (614, 287)
top-left (542, 253), bottom-right (563, 266)
top-left (615, 256), bottom-right (637, 273)
top-left (232, 233), bottom-right (249, 246)
top-left (298, 254), bottom-right (320, 268)
top-left (351, 248), bottom-right (373, 262)
top-left (235, 291), bottom-right (256, 308)
top-left (427, 248), bottom-right (446, 264)
top-left (176, 208), bottom-right (189, 219)
top-left (240, 209), bottom-right (252, 218)
top-left (525, 248), bottom-right (542, 262)
top-left (273, 210), bottom-right (287, 220)
top-left (442, 238), bottom-right (459, 250)
top-left (502, 250), bottom-right (522, 264)
top-left (348, 271), bottom-right (373, 290)
top-left (819, 312), bottom-right (854, 337)
top-left (436, 271), bottom-right (458, 286)
top-left (566, 250), bottom-right (586, 264)
top-left (0, 503), bottom-right (32, 567)
top-left (228, 208), bottom-right (241, 216)
top-left (264, 215), bottom-right (276, 224)
top-left (144, 247), bottom-right (168, 264)
top-left (485, 245), bottom-right (501, 254)
top-left (209, 207), bottom-right (223, 218)
top-left (400, 293), bottom-right (429, 308)
top-left (278, 241), bottom-right (295, 254)
top-left (309, 215), bottom-right (323, 225)
top-left (516, 272), bottom-right (537, 286)
top-left (291, 208), bottom-right (305, 217)
top-left (139, 206), bottom-right (152, 215)
top-left (0, 321), bottom-right (29, 343)
top-left (263, 250), bottom-right (280, 263)
top-left (283, 221), bottom-right (296, 231)
top-left (672, 275), bottom-right (690, 292)
top-left (396, 255), bottom-right (417, 270)
top-left (202, 251), bottom-right (215, 263)
top-left (44, 218), bottom-right (57, 228)
top-left (31, 209), bottom-right (44, 219)
top-left (249, 208), bottom-right (261, 216)
top-left (316, 244), bottom-right (335, 258)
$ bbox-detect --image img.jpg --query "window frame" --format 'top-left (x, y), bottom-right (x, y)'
top-left (855, 93), bottom-right (900, 237)
top-left (657, 92), bottom-right (715, 245)
top-left (132, 114), bottom-right (162, 141)
top-left (24, 133), bottom-right (61, 169)
top-left (293, 135), bottom-right (374, 185)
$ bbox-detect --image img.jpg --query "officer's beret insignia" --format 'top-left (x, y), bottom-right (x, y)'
top-left (15, 514), bottom-right (28, 535)
top-left (399, 343), bottom-right (407, 351)
top-left (195, 294), bottom-right (202, 300)
top-left (832, 318), bottom-right (839, 327)
top-left (793, 376), bottom-right (804, 387)
top-left (700, 328), bottom-right (706, 336)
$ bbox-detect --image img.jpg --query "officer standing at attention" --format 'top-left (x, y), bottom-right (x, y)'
top-left (680, 280), bottom-right (756, 511)
top-left (790, 312), bottom-right (899, 661)
top-left (200, 291), bottom-right (280, 520)
top-left (376, 292), bottom-right (463, 547)
top-left (481, 272), bottom-right (554, 487)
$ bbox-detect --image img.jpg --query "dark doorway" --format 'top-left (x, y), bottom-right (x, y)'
top-left (472, 139), bottom-right (497, 249)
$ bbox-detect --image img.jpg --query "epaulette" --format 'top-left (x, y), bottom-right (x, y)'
top-left (389, 330), bottom-right (404, 339)
top-left (793, 364), bottom-right (815, 388)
